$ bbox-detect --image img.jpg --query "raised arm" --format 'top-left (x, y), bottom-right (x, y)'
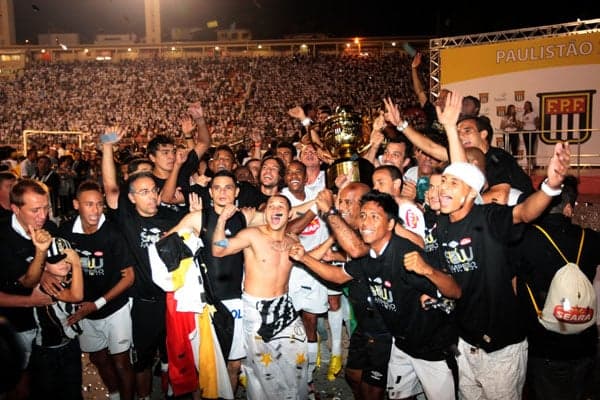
top-left (436, 92), bottom-right (465, 163)
top-left (383, 97), bottom-right (448, 162)
top-left (160, 147), bottom-right (189, 205)
top-left (101, 126), bottom-right (126, 209)
top-left (248, 129), bottom-right (264, 160)
top-left (411, 53), bottom-right (428, 107)
top-left (513, 142), bottom-right (570, 224)
top-left (362, 112), bottom-right (387, 166)
top-left (187, 103), bottom-right (211, 159)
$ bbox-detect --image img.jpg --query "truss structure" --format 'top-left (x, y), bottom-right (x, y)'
top-left (427, 18), bottom-right (600, 101)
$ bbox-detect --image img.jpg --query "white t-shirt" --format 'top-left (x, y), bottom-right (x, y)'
top-left (281, 186), bottom-right (329, 251)
top-left (398, 201), bottom-right (426, 239)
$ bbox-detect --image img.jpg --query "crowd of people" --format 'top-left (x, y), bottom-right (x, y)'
top-left (0, 52), bottom-right (598, 400)
top-left (0, 53), bottom-right (423, 153)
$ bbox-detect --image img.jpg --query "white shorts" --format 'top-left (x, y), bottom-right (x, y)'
top-left (242, 292), bottom-right (308, 400)
top-left (387, 342), bottom-right (455, 400)
top-left (288, 265), bottom-right (329, 314)
top-left (222, 298), bottom-right (245, 361)
top-left (16, 328), bottom-right (36, 368)
top-left (78, 302), bottom-right (132, 354)
top-left (456, 337), bottom-right (528, 400)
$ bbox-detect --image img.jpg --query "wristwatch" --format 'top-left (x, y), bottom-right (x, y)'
top-left (320, 207), bottom-right (339, 220)
top-left (396, 120), bottom-right (409, 132)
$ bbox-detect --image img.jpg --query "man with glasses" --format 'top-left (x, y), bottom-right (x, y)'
top-left (103, 131), bottom-right (181, 400)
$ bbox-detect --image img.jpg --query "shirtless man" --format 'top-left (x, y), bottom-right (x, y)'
top-left (212, 195), bottom-right (308, 400)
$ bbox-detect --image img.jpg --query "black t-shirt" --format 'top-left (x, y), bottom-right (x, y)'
top-left (0, 219), bottom-right (57, 332)
top-left (107, 193), bottom-right (179, 299)
top-left (514, 214), bottom-right (600, 360)
top-left (345, 235), bottom-right (457, 361)
top-left (485, 146), bottom-right (534, 199)
top-left (435, 204), bottom-right (525, 352)
top-left (200, 207), bottom-right (246, 300)
top-left (59, 218), bottom-right (135, 319)
top-left (344, 259), bottom-right (389, 337)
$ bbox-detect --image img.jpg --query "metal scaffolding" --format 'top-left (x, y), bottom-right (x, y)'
top-left (427, 18), bottom-right (600, 101)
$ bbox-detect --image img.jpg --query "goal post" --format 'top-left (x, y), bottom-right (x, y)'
top-left (23, 130), bottom-right (87, 154)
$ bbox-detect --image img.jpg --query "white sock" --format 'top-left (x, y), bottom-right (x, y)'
top-left (161, 362), bottom-right (173, 395)
top-left (108, 393), bottom-right (120, 400)
top-left (307, 341), bottom-right (318, 380)
top-left (328, 308), bottom-right (343, 356)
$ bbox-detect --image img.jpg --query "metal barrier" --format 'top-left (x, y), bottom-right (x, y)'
top-left (497, 127), bottom-right (600, 176)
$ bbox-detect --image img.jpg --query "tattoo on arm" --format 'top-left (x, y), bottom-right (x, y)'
top-left (214, 239), bottom-right (229, 248)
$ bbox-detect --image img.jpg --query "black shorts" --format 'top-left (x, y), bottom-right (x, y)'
top-left (131, 297), bottom-right (166, 372)
top-left (345, 330), bottom-right (392, 388)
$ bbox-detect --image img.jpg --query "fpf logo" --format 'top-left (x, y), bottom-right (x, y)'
top-left (538, 90), bottom-right (596, 145)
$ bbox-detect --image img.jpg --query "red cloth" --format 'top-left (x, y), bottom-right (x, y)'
top-left (165, 292), bottom-right (198, 396)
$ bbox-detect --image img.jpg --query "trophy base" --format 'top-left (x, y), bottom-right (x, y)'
top-left (325, 157), bottom-right (374, 191)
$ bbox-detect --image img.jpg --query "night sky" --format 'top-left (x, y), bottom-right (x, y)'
top-left (13, 0), bottom-right (600, 44)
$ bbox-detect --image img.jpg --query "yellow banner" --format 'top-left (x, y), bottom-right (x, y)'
top-left (441, 32), bottom-right (600, 84)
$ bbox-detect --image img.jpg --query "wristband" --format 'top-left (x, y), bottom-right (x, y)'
top-left (184, 135), bottom-right (194, 140)
top-left (310, 203), bottom-right (318, 215)
top-left (94, 297), bottom-right (107, 310)
top-left (320, 207), bottom-right (339, 220)
top-left (301, 118), bottom-right (312, 127)
top-left (396, 120), bottom-right (409, 132)
top-left (541, 178), bottom-right (563, 196)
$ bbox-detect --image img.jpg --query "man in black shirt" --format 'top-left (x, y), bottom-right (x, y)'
top-left (434, 151), bottom-right (570, 399)
top-left (103, 133), bottom-right (181, 400)
top-left (58, 181), bottom-right (136, 400)
top-left (166, 170), bottom-right (249, 394)
top-left (292, 191), bottom-right (461, 399)
top-left (426, 91), bottom-right (571, 399)
top-left (514, 176), bottom-right (600, 400)
top-left (0, 179), bottom-right (55, 399)
top-left (316, 183), bottom-right (392, 400)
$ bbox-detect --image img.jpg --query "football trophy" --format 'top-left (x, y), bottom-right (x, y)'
top-left (320, 106), bottom-right (374, 190)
